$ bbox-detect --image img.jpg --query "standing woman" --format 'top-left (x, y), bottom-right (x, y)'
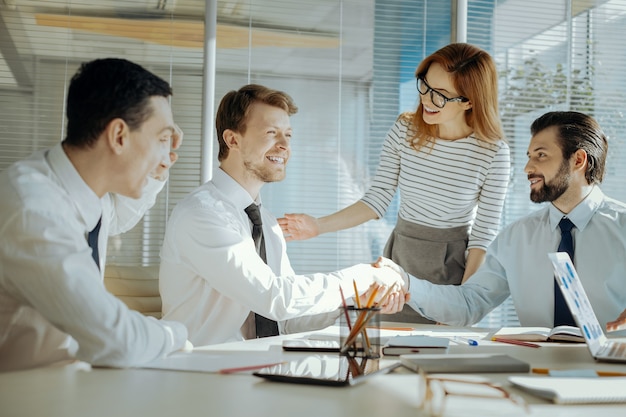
top-left (279, 43), bottom-right (510, 323)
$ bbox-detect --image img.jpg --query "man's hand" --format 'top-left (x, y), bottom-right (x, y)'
top-left (277, 213), bottom-right (319, 241)
top-left (372, 256), bottom-right (409, 290)
top-left (151, 124), bottom-right (183, 181)
top-left (179, 340), bottom-right (194, 352)
top-left (357, 283), bottom-right (408, 314)
top-left (607, 309), bottom-right (626, 332)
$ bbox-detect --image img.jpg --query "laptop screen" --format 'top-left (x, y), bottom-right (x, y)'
top-left (548, 252), bottom-right (607, 355)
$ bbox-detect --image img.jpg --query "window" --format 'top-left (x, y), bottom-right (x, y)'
top-left (1, 0), bottom-right (624, 327)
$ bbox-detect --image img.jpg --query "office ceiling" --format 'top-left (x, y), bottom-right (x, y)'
top-left (0, 0), bottom-right (374, 84)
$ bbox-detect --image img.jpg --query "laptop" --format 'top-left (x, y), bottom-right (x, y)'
top-left (548, 252), bottom-right (626, 363)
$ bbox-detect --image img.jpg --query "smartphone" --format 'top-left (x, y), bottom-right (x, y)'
top-left (281, 339), bottom-right (341, 352)
top-left (253, 354), bottom-right (400, 386)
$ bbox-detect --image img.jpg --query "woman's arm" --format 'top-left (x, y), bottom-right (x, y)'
top-left (461, 248), bottom-right (486, 283)
top-left (278, 201), bottom-right (377, 241)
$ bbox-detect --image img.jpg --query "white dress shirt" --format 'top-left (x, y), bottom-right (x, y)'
top-left (160, 168), bottom-right (393, 346)
top-left (407, 186), bottom-right (626, 330)
top-left (0, 144), bottom-right (188, 371)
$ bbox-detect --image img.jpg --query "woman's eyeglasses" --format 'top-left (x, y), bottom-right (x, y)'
top-left (416, 77), bottom-right (469, 109)
top-left (417, 369), bottom-right (529, 417)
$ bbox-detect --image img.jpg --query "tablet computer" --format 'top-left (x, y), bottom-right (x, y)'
top-left (253, 355), bottom-right (401, 386)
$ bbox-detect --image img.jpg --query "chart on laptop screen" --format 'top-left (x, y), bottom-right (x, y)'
top-left (548, 252), bottom-right (604, 343)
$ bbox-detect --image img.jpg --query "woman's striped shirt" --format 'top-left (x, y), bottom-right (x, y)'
top-left (361, 117), bottom-right (511, 250)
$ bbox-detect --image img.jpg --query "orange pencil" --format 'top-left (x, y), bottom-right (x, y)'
top-left (219, 361), bottom-right (287, 374)
top-left (353, 280), bottom-right (362, 308)
top-left (532, 368), bottom-right (626, 377)
top-left (492, 337), bottom-right (541, 348)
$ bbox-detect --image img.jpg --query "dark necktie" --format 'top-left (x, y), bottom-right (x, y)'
top-left (244, 203), bottom-right (279, 338)
top-left (87, 217), bottom-right (102, 270)
top-left (554, 217), bottom-right (576, 326)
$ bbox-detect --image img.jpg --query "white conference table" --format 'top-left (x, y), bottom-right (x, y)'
top-left (2, 324), bottom-right (626, 417)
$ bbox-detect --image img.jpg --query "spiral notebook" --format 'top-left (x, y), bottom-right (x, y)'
top-left (509, 376), bottom-right (626, 404)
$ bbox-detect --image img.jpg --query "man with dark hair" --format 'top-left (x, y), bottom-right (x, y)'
top-left (159, 84), bottom-right (406, 346)
top-left (379, 111), bottom-right (625, 330)
top-left (0, 58), bottom-right (189, 371)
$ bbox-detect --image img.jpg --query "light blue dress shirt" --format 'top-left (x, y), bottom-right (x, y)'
top-left (407, 186), bottom-right (626, 330)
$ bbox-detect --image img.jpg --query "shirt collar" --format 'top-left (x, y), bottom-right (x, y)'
top-left (212, 167), bottom-right (261, 212)
top-left (47, 143), bottom-right (102, 229)
top-left (549, 185), bottom-right (604, 231)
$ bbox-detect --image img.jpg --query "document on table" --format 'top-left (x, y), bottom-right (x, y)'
top-left (139, 351), bottom-right (285, 373)
top-left (509, 376), bottom-right (626, 404)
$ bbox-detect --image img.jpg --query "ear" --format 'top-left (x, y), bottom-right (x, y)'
top-left (104, 118), bottom-right (129, 155)
top-left (572, 148), bottom-right (588, 173)
top-left (463, 100), bottom-right (472, 111)
top-left (222, 129), bottom-right (240, 150)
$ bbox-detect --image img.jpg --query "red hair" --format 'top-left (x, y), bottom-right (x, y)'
top-left (405, 43), bottom-right (504, 151)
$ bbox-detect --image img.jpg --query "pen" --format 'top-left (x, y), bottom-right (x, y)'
top-left (375, 326), bottom-right (415, 331)
top-left (491, 337), bottom-right (541, 348)
top-left (532, 368), bottom-right (626, 377)
top-left (454, 336), bottom-right (479, 346)
top-left (219, 361), bottom-right (287, 374)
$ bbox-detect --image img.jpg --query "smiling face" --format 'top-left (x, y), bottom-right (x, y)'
top-left (122, 96), bottom-right (175, 198)
top-left (525, 126), bottom-right (573, 204)
top-left (237, 101), bottom-right (292, 185)
top-left (419, 62), bottom-right (471, 132)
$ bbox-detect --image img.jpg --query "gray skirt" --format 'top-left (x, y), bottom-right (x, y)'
top-left (380, 217), bottom-right (469, 324)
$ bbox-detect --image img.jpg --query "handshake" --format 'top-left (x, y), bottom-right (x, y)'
top-left (354, 257), bottom-right (410, 315)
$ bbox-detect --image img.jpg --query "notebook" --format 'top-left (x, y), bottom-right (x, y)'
top-left (400, 353), bottom-right (530, 373)
top-left (548, 252), bottom-right (626, 363)
top-left (382, 335), bottom-right (450, 356)
top-left (509, 376), bottom-right (626, 404)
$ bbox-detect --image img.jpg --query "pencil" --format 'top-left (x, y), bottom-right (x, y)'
top-left (219, 361), bottom-right (287, 374)
top-left (372, 326), bottom-right (415, 331)
top-left (532, 368), bottom-right (626, 377)
top-left (491, 337), bottom-right (541, 348)
top-left (339, 287), bottom-right (352, 330)
top-left (365, 285), bottom-right (379, 308)
top-left (375, 283), bottom-right (397, 308)
top-left (353, 280), bottom-right (362, 308)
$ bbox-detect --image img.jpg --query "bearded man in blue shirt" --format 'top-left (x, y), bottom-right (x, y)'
top-left (379, 111), bottom-right (625, 331)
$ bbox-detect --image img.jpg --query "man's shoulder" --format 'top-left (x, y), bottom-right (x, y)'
top-left (174, 181), bottom-right (225, 210)
top-left (1, 156), bottom-right (68, 218)
top-left (599, 194), bottom-right (626, 212)
top-left (595, 195), bottom-right (626, 229)
top-left (500, 207), bottom-right (548, 235)
top-left (169, 181), bottom-right (242, 227)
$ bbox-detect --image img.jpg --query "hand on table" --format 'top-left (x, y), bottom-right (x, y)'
top-left (607, 309), bottom-right (626, 332)
top-left (179, 340), bottom-right (194, 353)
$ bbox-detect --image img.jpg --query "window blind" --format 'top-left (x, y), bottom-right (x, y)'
top-left (1, 0), bottom-right (624, 327)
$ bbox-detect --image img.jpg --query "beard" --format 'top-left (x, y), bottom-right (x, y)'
top-left (243, 159), bottom-right (286, 183)
top-left (529, 159), bottom-right (571, 203)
